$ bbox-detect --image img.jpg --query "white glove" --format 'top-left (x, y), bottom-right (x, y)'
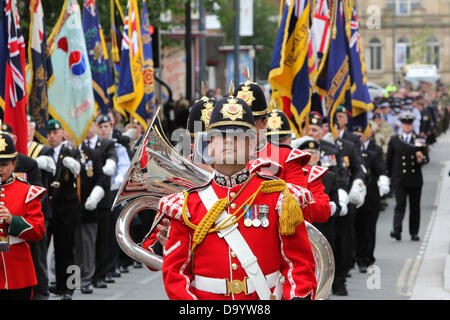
top-left (102, 158), bottom-right (117, 176)
top-left (35, 155), bottom-right (56, 173)
top-left (62, 156), bottom-right (81, 175)
top-left (123, 128), bottom-right (137, 140)
top-left (84, 185), bottom-right (105, 211)
top-left (338, 189), bottom-right (349, 216)
top-left (291, 136), bottom-right (314, 149)
top-left (378, 175), bottom-right (390, 197)
top-left (329, 201), bottom-right (337, 217)
top-left (348, 178), bottom-right (367, 208)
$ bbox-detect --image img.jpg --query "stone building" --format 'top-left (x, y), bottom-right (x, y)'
top-left (357, 0), bottom-right (450, 86)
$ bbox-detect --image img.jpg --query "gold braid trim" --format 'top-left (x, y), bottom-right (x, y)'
top-left (180, 180), bottom-right (304, 252)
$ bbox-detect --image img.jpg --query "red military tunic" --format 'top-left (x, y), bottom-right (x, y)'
top-left (160, 167), bottom-right (317, 300)
top-left (256, 140), bottom-right (310, 188)
top-left (0, 176), bottom-right (46, 290)
top-left (303, 165), bottom-right (331, 223)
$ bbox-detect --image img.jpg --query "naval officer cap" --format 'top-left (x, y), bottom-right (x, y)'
top-left (399, 111), bottom-right (416, 123)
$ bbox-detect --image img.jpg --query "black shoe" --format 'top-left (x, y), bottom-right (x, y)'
top-left (119, 265), bottom-right (129, 273)
top-left (390, 230), bottom-right (401, 241)
top-left (411, 235), bottom-right (420, 241)
top-left (133, 261), bottom-right (143, 269)
top-left (332, 283), bottom-right (348, 296)
top-left (93, 280), bottom-right (107, 289)
top-left (105, 275), bottom-right (115, 284)
top-left (110, 270), bottom-right (121, 278)
top-left (61, 294), bottom-right (72, 300)
top-left (81, 285), bottom-right (93, 294)
top-left (359, 265), bottom-right (368, 273)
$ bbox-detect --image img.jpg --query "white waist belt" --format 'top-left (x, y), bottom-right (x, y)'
top-left (192, 271), bottom-right (281, 296)
top-left (9, 236), bottom-right (25, 245)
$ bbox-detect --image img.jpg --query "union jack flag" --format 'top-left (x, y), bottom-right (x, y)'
top-left (0, 0), bottom-right (28, 155)
top-left (84, 0), bottom-right (95, 15)
top-left (4, 0), bottom-right (25, 108)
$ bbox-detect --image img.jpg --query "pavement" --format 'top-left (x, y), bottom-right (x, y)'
top-left (410, 149), bottom-right (450, 298)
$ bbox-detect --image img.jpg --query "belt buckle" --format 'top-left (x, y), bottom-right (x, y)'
top-left (226, 277), bottom-right (248, 296)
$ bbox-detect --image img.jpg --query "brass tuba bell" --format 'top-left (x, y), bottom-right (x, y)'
top-left (113, 108), bottom-right (334, 299)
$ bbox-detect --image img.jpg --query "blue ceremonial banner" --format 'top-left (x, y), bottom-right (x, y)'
top-left (314, 0), bottom-right (351, 138)
top-left (28, 0), bottom-right (53, 144)
top-left (82, 0), bottom-right (114, 115)
top-left (347, 1), bottom-right (372, 133)
top-left (268, 0), bottom-right (312, 137)
top-left (47, 0), bottom-right (95, 146)
top-left (110, 0), bottom-right (126, 118)
top-left (116, 0), bottom-right (144, 117)
top-left (133, 0), bottom-right (155, 129)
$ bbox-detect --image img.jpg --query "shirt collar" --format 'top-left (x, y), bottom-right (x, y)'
top-left (2, 174), bottom-right (15, 186)
top-left (213, 167), bottom-right (250, 188)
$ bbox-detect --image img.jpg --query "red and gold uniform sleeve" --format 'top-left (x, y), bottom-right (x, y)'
top-left (283, 148), bottom-right (311, 188)
top-left (162, 218), bottom-right (198, 300)
top-left (278, 218), bottom-right (317, 299)
top-left (141, 227), bottom-right (160, 272)
top-left (8, 185), bottom-right (46, 242)
top-left (306, 178), bottom-right (331, 223)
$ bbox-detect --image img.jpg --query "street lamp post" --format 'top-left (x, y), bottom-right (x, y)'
top-left (186, 0), bottom-right (192, 103)
top-left (234, 0), bottom-right (240, 86)
top-left (392, 0), bottom-right (396, 85)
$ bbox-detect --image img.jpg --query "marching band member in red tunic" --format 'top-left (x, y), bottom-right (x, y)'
top-left (0, 133), bottom-right (46, 300)
top-left (160, 94), bottom-right (317, 300)
top-left (234, 80), bottom-right (311, 189)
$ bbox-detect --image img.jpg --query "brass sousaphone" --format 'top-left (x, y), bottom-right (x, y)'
top-left (113, 108), bottom-right (334, 299)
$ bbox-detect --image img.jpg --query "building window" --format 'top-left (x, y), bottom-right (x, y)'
top-left (368, 38), bottom-right (382, 71)
top-left (398, 37), bottom-right (411, 62)
top-left (426, 36), bottom-right (440, 69)
top-left (386, 0), bottom-right (421, 16)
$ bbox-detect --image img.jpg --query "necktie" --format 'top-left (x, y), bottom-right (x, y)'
top-left (86, 139), bottom-right (91, 148)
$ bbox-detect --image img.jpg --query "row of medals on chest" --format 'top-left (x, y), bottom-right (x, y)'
top-left (227, 191), bottom-right (270, 228)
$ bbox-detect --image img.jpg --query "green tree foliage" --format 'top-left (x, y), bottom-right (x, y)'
top-left (17, 0), bottom-right (189, 47)
top-left (213, 0), bottom-right (279, 81)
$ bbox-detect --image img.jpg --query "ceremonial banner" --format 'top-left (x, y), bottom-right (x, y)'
top-left (268, 0), bottom-right (312, 137)
top-left (116, 0), bottom-right (144, 117)
top-left (47, 0), bottom-right (95, 146)
top-left (0, 0), bottom-right (28, 155)
top-left (347, 1), bottom-right (372, 133)
top-left (133, 0), bottom-right (155, 129)
top-left (314, 0), bottom-right (351, 138)
top-left (82, 0), bottom-right (114, 115)
top-left (110, 0), bottom-right (126, 117)
top-left (311, 0), bottom-right (330, 61)
top-left (28, 0), bottom-right (53, 144)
